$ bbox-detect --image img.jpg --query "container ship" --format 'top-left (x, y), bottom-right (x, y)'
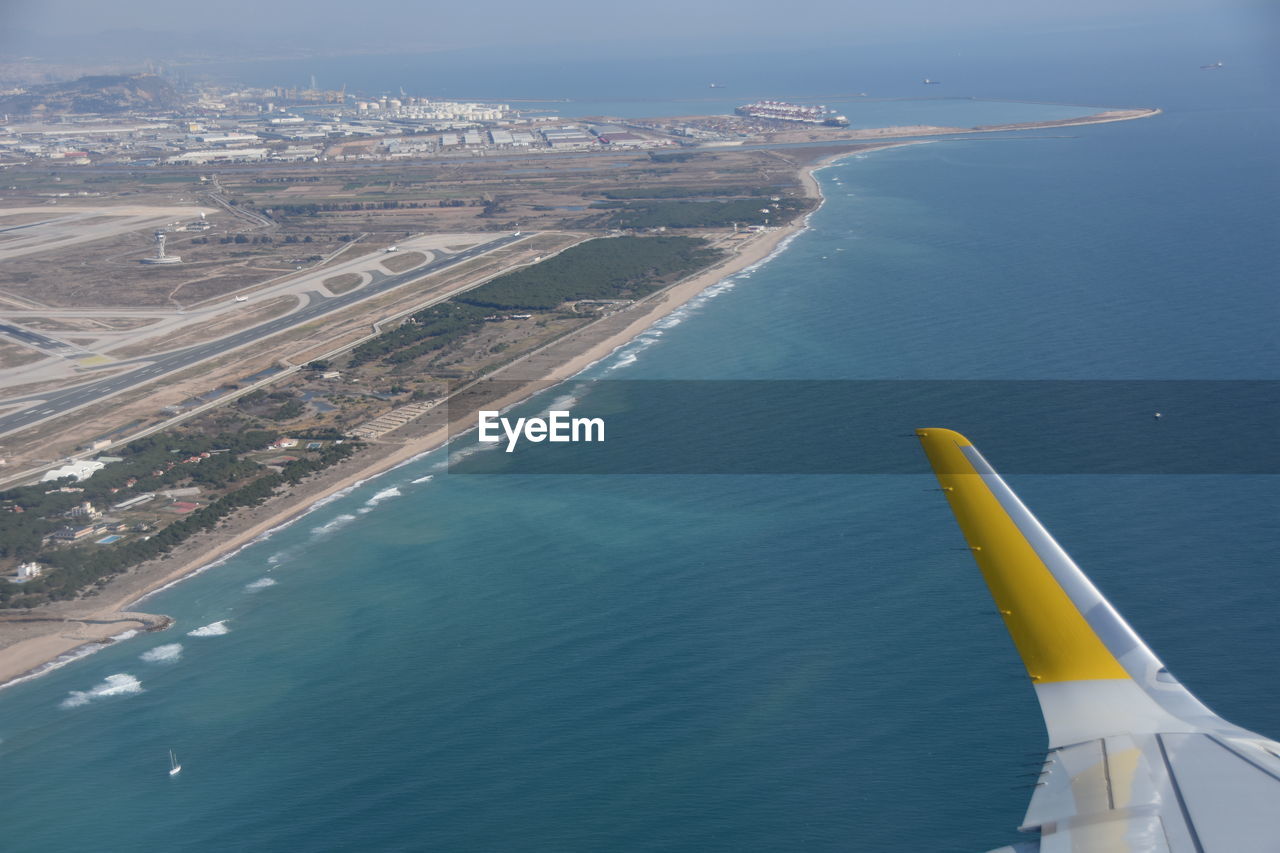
top-left (734, 100), bottom-right (849, 127)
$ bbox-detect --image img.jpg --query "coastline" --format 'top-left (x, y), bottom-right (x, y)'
top-left (0, 144), bottom-right (871, 690)
top-left (0, 106), bottom-right (1165, 688)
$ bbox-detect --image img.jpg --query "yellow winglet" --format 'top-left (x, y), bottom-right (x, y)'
top-left (917, 428), bottom-right (1130, 684)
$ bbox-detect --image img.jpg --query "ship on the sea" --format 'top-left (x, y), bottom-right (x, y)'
top-left (734, 100), bottom-right (849, 127)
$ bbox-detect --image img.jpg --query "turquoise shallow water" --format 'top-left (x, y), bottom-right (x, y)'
top-left (1, 30), bottom-right (1276, 853)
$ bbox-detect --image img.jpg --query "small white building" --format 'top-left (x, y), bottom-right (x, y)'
top-left (16, 562), bottom-right (43, 580)
top-left (271, 146), bottom-right (322, 162)
top-left (165, 147), bottom-right (269, 165)
top-left (68, 501), bottom-right (100, 519)
top-left (188, 132), bottom-right (261, 146)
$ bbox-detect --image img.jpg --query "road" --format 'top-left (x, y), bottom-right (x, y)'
top-left (0, 233), bottom-right (526, 436)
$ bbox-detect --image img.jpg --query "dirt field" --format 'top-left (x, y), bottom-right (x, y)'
top-left (0, 339), bottom-right (46, 369)
top-left (323, 273), bottom-right (362, 294)
top-left (380, 251), bottom-right (427, 273)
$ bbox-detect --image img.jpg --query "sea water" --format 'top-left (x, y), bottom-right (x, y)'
top-left (0, 28), bottom-right (1275, 852)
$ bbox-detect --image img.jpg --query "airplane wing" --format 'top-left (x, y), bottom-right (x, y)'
top-left (916, 428), bottom-right (1280, 853)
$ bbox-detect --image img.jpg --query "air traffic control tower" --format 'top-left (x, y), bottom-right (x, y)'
top-left (140, 230), bottom-right (182, 265)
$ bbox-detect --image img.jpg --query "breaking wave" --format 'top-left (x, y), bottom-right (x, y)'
top-left (187, 620), bottom-right (230, 637)
top-left (312, 513), bottom-right (356, 535)
top-left (410, 474), bottom-right (434, 484)
top-left (365, 487), bottom-right (401, 506)
top-left (133, 480), bottom-right (374, 606)
top-left (61, 673), bottom-right (143, 708)
top-left (303, 481), bottom-right (362, 513)
top-left (140, 643), bottom-right (183, 663)
top-left (604, 328), bottom-right (665, 373)
top-left (445, 440), bottom-right (500, 467)
top-left (245, 577), bottom-right (277, 591)
top-left (544, 390), bottom-right (581, 413)
top-left (601, 276), bottom-right (743, 375)
top-left (605, 348), bottom-right (643, 371)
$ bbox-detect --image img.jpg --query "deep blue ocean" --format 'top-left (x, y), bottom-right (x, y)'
top-left (1, 20), bottom-right (1276, 852)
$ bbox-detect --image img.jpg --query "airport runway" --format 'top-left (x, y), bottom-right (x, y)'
top-left (0, 323), bottom-right (73, 352)
top-left (0, 205), bottom-right (217, 263)
top-left (0, 233), bottom-right (525, 436)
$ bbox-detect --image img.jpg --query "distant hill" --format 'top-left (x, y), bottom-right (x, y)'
top-left (0, 73), bottom-right (183, 115)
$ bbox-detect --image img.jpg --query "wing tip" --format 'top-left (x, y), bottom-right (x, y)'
top-left (915, 427), bottom-right (973, 447)
top-left (916, 428), bottom-right (978, 476)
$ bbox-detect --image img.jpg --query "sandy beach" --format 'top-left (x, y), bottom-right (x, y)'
top-left (0, 152), bottom-right (856, 690)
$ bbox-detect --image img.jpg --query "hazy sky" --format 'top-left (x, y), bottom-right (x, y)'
top-left (1, 0), bottom-right (1273, 59)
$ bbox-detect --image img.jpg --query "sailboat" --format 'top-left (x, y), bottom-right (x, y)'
top-left (168, 750), bottom-right (182, 777)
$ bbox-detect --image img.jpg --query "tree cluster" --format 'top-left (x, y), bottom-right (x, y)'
top-left (599, 185), bottom-right (781, 200)
top-left (0, 440), bottom-right (362, 608)
top-left (344, 237), bottom-right (722, 367)
top-left (273, 200), bottom-right (446, 218)
top-left (457, 236), bottom-right (722, 310)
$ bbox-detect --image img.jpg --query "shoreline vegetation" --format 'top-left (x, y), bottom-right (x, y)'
top-left (0, 107), bottom-right (1159, 690)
